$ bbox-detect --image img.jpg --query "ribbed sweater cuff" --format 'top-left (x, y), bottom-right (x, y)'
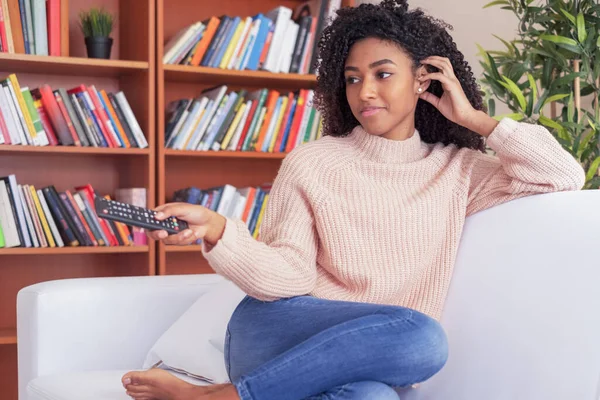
top-left (486, 117), bottom-right (519, 153)
top-left (201, 217), bottom-right (240, 268)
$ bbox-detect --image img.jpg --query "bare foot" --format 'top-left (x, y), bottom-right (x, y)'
top-left (122, 368), bottom-right (229, 400)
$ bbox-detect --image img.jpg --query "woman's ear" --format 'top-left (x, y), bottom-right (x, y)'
top-left (415, 64), bottom-right (432, 94)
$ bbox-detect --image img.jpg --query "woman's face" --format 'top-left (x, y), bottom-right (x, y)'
top-left (344, 37), bottom-right (427, 140)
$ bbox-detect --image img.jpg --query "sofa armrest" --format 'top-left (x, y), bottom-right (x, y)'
top-left (17, 273), bottom-right (224, 399)
top-left (419, 190), bottom-right (600, 400)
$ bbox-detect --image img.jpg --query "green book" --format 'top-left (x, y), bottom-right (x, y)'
top-left (0, 219), bottom-right (5, 248)
top-left (21, 87), bottom-right (46, 143)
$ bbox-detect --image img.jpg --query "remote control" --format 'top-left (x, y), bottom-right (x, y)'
top-left (94, 196), bottom-right (189, 235)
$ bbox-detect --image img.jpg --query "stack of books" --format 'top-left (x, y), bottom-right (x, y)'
top-left (173, 183), bottom-right (271, 240)
top-left (165, 85), bottom-right (322, 152)
top-left (0, 73), bottom-right (148, 148)
top-left (163, 0), bottom-right (341, 74)
top-left (0, 0), bottom-right (63, 56)
top-left (0, 175), bottom-right (147, 249)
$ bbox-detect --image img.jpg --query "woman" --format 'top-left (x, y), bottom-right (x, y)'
top-left (122, 0), bottom-right (585, 399)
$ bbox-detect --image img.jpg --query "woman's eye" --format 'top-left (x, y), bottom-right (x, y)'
top-left (346, 76), bottom-right (359, 84)
top-left (378, 72), bottom-right (392, 79)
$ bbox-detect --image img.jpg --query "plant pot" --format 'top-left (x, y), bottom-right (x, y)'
top-left (85, 36), bottom-right (113, 59)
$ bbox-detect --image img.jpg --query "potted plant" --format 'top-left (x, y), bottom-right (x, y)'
top-left (478, 0), bottom-right (600, 189)
top-left (79, 7), bottom-right (114, 59)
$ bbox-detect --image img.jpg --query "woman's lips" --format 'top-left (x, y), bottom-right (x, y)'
top-left (361, 107), bottom-right (384, 117)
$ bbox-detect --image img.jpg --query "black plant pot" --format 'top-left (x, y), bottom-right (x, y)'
top-left (85, 36), bottom-right (113, 59)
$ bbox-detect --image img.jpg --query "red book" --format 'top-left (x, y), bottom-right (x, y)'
top-left (75, 184), bottom-right (119, 246)
top-left (34, 98), bottom-right (59, 146)
top-left (273, 92), bottom-right (295, 152)
top-left (38, 85), bottom-right (74, 146)
top-left (54, 91), bottom-right (81, 146)
top-left (46, 0), bottom-right (60, 56)
top-left (0, 104), bottom-right (11, 144)
top-left (0, 3), bottom-right (8, 52)
top-left (285, 89), bottom-right (308, 153)
top-left (64, 190), bottom-right (98, 246)
top-left (67, 85), bottom-right (117, 148)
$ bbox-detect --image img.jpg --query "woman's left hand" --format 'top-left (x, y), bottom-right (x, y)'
top-left (418, 56), bottom-right (498, 137)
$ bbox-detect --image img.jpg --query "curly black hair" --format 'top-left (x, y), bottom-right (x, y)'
top-left (313, 0), bottom-right (486, 151)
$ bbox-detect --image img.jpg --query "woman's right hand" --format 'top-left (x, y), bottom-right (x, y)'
top-left (146, 202), bottom-right (226, 246)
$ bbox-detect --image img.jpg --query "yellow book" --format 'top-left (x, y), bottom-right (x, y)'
top-left (182, 107), bottom-right (206, 150)
top-left (8, 74), bottom-right (38, 145)
top-left (219, 20), bottom-right (245, 69)
top-left (252, 193), bottom-right (269, 239)
top-left (268, 96), bottom-right (289, 152)
top-left (221, 103), bottom-right (247, 150)
top-left (29, 185), bottom-right (56, 247)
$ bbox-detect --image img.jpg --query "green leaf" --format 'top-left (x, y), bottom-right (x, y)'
top-left (542, 58), bottom-right (553, 87)
top-left (527, 73), bottom-right (538, 103)
top-left (560, 9), bottom-right (576, 25)
top-left (567, 93), bottom-right (575, 124)
top-left (585, 156), bottom-right (600, 181)
top-left (597, 35), bottom-right (600, 48)
top-left (577, 125), bottom-right (596, 157)
top-left (487, 53), bottom-right (502, 81)
top-left (501, 76), bottom-right (527, 110)
top-left (488, 98), bottom-right (496, 116)
top-left (534, 90), bottom-right (550, 114)
top-left (584, 176), bottom-right (600, 189)
top-left (539, 115), bottom-right (564, 130)
top-left (541, 34), bottom-right (582, 53)
top-left (483, 0), bottom-right (509, 8)
top-left (541, 34), bottom-right (579, 47)
top-left (577, 12), bottom-right (587, 43)
top-left (528, 48), bottom-right (553, 58)
top-left (542, 93), bottom-right (570, 107)
top-left (492, 113), bottom-right (524, 121)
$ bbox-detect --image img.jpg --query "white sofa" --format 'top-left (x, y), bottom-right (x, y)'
top-left (17, 190), bottom-right (600, 400)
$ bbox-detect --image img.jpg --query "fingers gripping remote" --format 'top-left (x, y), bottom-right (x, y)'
top-left (94, 196), bottom-right (189, 235)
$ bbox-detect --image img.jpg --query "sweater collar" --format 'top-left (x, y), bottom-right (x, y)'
top-left (348, 125), bottom-right (428, 163)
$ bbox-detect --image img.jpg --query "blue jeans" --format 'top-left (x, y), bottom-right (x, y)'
top-left (224, 295), bottom-right (448, 400)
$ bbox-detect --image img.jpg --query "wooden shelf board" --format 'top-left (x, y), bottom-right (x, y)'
top-left (0, 53), bottom-right (149, 77)
top-left (165, 245), bottom-right (202, 252)
top-left (0, 329), bottom-right (17, 345)
top-left (0, 145), bottom-right (150, 156)
top-left (164, 149), bottom-right (287, 159)
top-left (0, 246), bottom-right (149, 255)
top-left (163, 64), bottom-right (316, 89)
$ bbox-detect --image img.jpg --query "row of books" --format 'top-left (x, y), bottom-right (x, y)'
top-left (0, 174), bottom-right (147, 249)
top-left (163, 0), bottom-right (341, 75)
top-left (0, 0), bottom-right (62, 55)
top-left (0, 73), bottom-right (148, 148)
top-left (173, 183), bottom-right (271, 240)
top-left (165, 85), bottom-right (322, 153)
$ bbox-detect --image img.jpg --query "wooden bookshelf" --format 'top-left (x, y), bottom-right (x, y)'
top-left (0, 144), bottom-right (150, 155)
top-left (0, 245), bottom-right (148, 255)
top-left (0, 0), bottom-right (156, 398)
top-left (0, 53), bottom-right (149, 77)
top-left (164, 149), bottom-right (288, 159)
top-left (164, 64), bottom-right (317, 89)
top-left (165, 244), bottom-right (202, 252)
top-left (156, 0), bottom-right (355, 276)
top-left (0, 330), bottom-right (17, 345)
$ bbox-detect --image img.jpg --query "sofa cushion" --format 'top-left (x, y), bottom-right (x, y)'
top-left (27, 369), bottom-right (210, 400)
top-left (142, 278), bottom-right (247, 384)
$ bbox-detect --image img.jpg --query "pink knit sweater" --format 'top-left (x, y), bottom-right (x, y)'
top-left (202, 118), bottom-right (585, 320)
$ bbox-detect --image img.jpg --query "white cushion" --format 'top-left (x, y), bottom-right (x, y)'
top-left (142, 278), bottom-right (247, 383)
top-left (27, 369), bottom-right (209, 400)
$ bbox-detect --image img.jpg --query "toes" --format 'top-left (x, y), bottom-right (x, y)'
top-left (122, 371), bottom-right (145, 388)
top-left (126, 384), bottom-right (152, 394)
top-left (126, 391), bottom-right (153, 400)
